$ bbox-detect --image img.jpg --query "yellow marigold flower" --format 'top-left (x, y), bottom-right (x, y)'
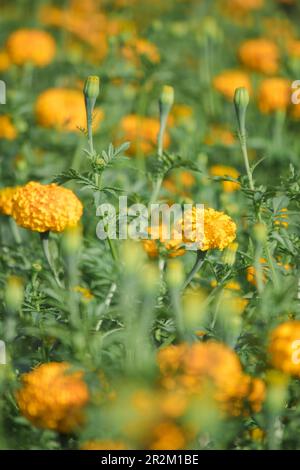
top-left (209, 165), bottom-right (240, 192)
top-left (204, 124), bottom-right (235, 146)
top-left (0, 49), bottom-right (10, 71)
top-left (249, 427), bottom-right (265, 442)
top-left (35, 88), bottom-right (103, 132)
top-left (213, 70), bottom-right (252, 100)
top-left (12, 182), bottom-right (83, 233)
top-left (238, 39), bottom-right (279, 75)
top-left (81, 440), bottom-right (127, 450)
top-left (258, 78), bottom-right (291, 114)
top-left (120, 114), bottom-right (169, 155)
top-left (6, 29), bottom-right (56, 67)
top-left (175, 207), bottom-right (236, 251)
top-left (157, 342), bottom-right (265, 416)
top-left (268, 321), bottom-right (300, 377)
top-left (142, 224), bottom-right (185, 259)
top-left (73, 286), bottom-right (94, 301)
top-left (16, 362), bottom-right (89, 433)
top-left (148, 421), bottom-right (186, 450)
top-left (0, 115), bottom-right (18, 140)
top-left (122, 38), bottom-right (160, 65)
top-left (0, 186), bottom-right (20, 216)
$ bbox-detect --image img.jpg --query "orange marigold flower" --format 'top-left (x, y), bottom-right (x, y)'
top-left (81, 440), bottom-right (127, 450)
top-left (213, 70), bottom-right (251, 100)
top-left (16, 362), bottom-right (89, 433)
top-left (6, 29), bottom-right (56, 67)
top-left (0, 186), bottom-right (21, 216)
top-left (142, 224), bottom-right (185, 259)
top-left (73, 286), bottom-right (94, 301)
top-left (209, 165), bottom-right (240, 192)
top-left (12, 182), bottom-right (83, 233)
top-left (148, 421), bottom-right (186, 450)
top-left (158, 342), bottom-right (265, 416)
top-left (258, 78), bottom-right (291, 114)
top-left (238, 39), bottom-right (279, 75)
top-left (0, 115), bottom-right (18, 140)
top-left (35, 88), bottom-right (103, 132)
top-left (175, 207), bottom-right (236, 251)
top-left (120, 114), bottom-right (169, 155)
top-left (268, 321), bottom-right (300, 377)
top-left (0, 49), bottom-right (10, 71)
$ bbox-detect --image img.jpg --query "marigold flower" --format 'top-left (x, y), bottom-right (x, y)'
top-left (142, 224), bottom-right (185, 259)
top-left (148, 421), bottom-right (186, 450)
top-left (175, 207), bottom-right (236, 251)
top-left (258, 78), bottom-right (290, 114)
top-left (157, 342), bottom-right (265, 416)
top-left (209, 165), bottom-right (240, 192)
top-left (213, 70), bottom-right (251, 100)
top-left (35, 88), bottom-right (103, 132)
top-left (120, 114), bottom-right (170, 155)
top-left (16, 362), bottom-right (89, 432)
top-left (0, 116), bottom-right (18, 140)
top-left (6, 29), bottom-right (56, 67)
top-left (11, 182), bottom-right (83, 233)
top-left (0, 186), bottom-right (21, 216)
top-left (238, 39), bottom-right (279, 75)
top-left (81, 440), bottom-right (127, 450)
top-left (268, 321), bottom-right (300, 376)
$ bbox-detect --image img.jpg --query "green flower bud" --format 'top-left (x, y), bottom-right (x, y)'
top-left (160, 85), bottom-right (174, 107)
top-left (84, 76), bottom-right (100, 102)
top-left (234, 87), bottom-right (249, 137)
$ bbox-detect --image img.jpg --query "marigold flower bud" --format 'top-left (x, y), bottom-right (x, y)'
top-left (83, 76), bottom-right (100, 103)
top-left (234, 87), bottom-right (249, 136)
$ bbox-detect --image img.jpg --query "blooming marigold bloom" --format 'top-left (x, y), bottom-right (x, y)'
top-left (35, 88), bottom-right (103, 132)
top-left (213, 70), bottom-right (251, 100)
top-left (209, 165), bottom-right (240, 192)
top-left (258, 78), bottom-right (290, 114)
top-left (12, 182), bottom-right (83, 233)
top-left (81, 440), bottom-right (127, 450)
top-left (222, 0), bottom-right (264, 13)
top-left (163, 170), bottom-right (196, 197)
top-left (6, 29), bottom-right (56, 67)
top-left (268, 321), bottom-right (300, 376)
top-left (0, 186), bottom-right (21, 216)
top-left (0, 116), bottom-right (18, 140)
top-left (157, 342), bottom-right (265, 416)
top-left (120, 114), bottom-right (169, 155)
top-left (175, 207), bottom-right (236, 251)
top-left (246, 258), bottom-right (268, 286)
top-left (142, 224), bottom-right (185, 259)
top-left (148, 421), bottom-right (186, 450)
top-left (238, 39), bottom-right (279, 75)
top-left (16, 362), bottom-right (89, 432)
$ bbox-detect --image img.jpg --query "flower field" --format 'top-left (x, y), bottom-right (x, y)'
top-left (1, 0), bottom-right (300, 451)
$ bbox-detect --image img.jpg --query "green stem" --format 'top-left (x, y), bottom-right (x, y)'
top-left (150, 177), bottom-right (163, 205)
top-left (9, 218), bottom-right (21, 244)
top-left (40, 232), bottom-right (63, 288)
top-left (182, 250), bottom-right (206, 290)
